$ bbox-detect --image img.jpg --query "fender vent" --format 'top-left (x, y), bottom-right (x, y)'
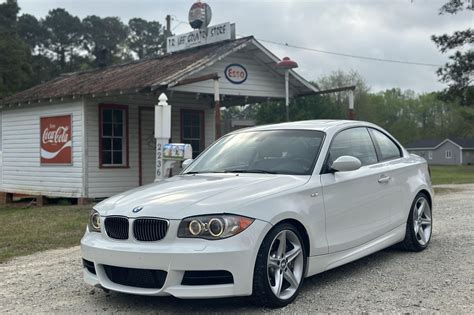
top-left (181, 270), bottom-right (234, 286)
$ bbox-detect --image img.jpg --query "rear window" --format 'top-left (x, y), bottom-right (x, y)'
top-left (369, 128), bottom-right (402, 161)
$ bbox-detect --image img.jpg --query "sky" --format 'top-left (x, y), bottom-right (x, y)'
top-left (17, 0), bottom-right (473, 93)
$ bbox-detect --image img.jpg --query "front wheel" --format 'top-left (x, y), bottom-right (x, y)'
top-left (252, 223), bottom-right (306, 307)
top-left (399, 193), bottom-right (433, 251)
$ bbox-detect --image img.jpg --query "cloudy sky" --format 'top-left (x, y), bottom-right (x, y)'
top-left (17, 0), bottom-right (472, 93)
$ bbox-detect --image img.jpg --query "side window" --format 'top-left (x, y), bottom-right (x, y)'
top-left (100, 105), bottom-right (128, 167)
top-left (181, 110), bottom-right (204, 158)
top-left (369, 128), bottom-right (402, 161)
top-left (328, 128), bottom-right (378, 166)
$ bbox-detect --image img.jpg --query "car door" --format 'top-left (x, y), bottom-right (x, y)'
top-left (320, 127), bottom-right (393, 253)
top-left (367, 128), bottom-right (405, 229)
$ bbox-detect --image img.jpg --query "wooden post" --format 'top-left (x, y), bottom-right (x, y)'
top-left (36, 195), bottom-right (47, 207)
top-left (77, 198), bottom-right (91, 206)
top-left (214, 79), bottom-right (221, 139)
top-left (0, 192), bottom-right (13, 205)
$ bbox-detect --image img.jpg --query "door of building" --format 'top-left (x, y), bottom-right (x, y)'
top-left (139, 108), bottom-right (156, 185)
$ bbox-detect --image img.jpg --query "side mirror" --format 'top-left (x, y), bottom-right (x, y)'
top-left (331, 156), bottom-right (362, 172)
top-left (182, 158), bottom-right (194, 170)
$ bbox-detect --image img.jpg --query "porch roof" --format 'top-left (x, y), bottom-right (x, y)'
top-left (1, 36), bottom-right (319, 106)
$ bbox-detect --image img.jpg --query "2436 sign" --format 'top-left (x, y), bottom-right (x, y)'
top-left (40, 115), bottom-right (72, 164)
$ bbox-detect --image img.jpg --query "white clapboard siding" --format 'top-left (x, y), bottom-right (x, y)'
top-left (86, 97), bottom-right (141, 199)
top-left (1, 102), bottom-right (84, 197)
top-left (169, 51), bottom-right (288, 98)
top-left (85, 93), bottom-right (215, 198)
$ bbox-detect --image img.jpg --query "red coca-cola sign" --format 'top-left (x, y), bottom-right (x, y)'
top-left (40, 115), bottom-right (72, 164)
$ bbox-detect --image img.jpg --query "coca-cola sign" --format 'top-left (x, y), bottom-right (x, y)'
top-left (40, 115), bottom-right (72, 164)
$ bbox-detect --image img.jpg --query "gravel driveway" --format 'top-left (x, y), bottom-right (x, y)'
top-left (1, 185), bottom-right (473, 313)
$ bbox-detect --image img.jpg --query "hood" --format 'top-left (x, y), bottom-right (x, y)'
top-left (95, 173), bottom-right (309, 219)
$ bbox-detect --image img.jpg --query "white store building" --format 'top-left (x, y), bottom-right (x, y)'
top-left (0, 35), bottom-right (320, 203)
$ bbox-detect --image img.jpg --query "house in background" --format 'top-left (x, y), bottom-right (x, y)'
top-left (405, 138), bottom-right (474, 165)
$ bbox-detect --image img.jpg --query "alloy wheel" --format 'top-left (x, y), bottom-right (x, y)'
top-left (413, 196), bottom-right (432, 246)
top-left (267, 230), bottom-right (304, 300)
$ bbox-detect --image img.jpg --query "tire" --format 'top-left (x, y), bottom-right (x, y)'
top-left (398, 192), bottom-right (433, 252)
top-left (252, 223), bottom-right (307, 308)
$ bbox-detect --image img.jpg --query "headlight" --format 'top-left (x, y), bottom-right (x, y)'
top-left (178, 215), bottom-right (254, 240)
top-left (88, 209), bottom-right (101, 233)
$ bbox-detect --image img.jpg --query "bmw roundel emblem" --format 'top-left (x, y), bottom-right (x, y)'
top-left (132, 206), bottom-right (144, 213)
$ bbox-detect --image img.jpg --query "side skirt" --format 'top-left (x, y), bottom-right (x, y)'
top-left (306, 224), bottom-right (406, 277)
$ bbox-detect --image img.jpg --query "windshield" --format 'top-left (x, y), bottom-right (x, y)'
top-left (183, 130), bottom-right (325, 175)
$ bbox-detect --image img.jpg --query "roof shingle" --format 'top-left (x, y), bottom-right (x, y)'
top-left (405, 138), bottom-right (474, 149)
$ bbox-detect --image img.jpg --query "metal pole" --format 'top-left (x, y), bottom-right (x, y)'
top-left (285, 70), bottom-right (289, 122)
top-left (348, 90), bottom-right (355, 120)
top-left (213, 79), bottom-right (221, 139)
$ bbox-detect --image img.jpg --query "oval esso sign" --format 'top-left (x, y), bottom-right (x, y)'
top-left (225, 64), bottom-right (248, 84)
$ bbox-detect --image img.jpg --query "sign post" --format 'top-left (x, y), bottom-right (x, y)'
top-left (155, 93), bottom-right (171, 181)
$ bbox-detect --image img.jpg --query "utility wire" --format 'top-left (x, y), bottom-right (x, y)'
top-left (170, 16), bottom-right (441, 68)
top-left (254, 38), bottom-right (442, 68)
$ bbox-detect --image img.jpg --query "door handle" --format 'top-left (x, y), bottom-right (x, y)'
top-left (378, 175), bottom-right (391, 184)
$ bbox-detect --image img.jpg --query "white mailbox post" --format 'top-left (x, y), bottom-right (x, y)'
top-left (155, 93), bottom-right (171, 181)
top-left (154, 93), bottom-right (193, 181)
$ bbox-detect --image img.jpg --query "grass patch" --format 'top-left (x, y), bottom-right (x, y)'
top-left (430, 165), bottom-right (474, 185)
top-left (0, 205), bottom-right (90, 263)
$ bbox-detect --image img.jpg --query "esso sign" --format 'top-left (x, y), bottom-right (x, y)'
top-left (225, 64), bottom-right (248, 84)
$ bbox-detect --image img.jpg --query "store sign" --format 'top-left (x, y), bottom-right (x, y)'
top-left (167, 22), bottom-right (235, 53)
top-left (225, 64), bottom-right (248, 84)
top-left (40, 115), bottom-right (72, 164)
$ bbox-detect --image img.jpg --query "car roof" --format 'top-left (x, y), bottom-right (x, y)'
top-left (230, 119), bottom-right (378, 134)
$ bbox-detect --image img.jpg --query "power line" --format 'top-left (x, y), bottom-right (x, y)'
top-left (169, 16), bottom-right (441, 68)
top-left (253, 38), bottom-right (442, 68)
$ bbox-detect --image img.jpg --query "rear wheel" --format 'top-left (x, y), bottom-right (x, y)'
top-left (252, 223), bottom-right (306, 307)
top-left (399, 193), bottom-right (432, 251)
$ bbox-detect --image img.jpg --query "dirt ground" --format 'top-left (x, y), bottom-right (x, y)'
top-left (1, 184), bottom-right (473, 313)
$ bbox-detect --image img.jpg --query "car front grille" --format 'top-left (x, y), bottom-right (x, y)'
top-left (103, 265), bottom-right (167, 289)
top-left (104, 216), bottom-right (129, 240)
top-left (133, 218), bottom-right (169, 241)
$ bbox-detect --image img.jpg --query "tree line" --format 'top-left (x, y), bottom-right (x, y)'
top-left (223, 70), bottom-right (474, 145)
top-left (0, 0), bottom-right (170, 98)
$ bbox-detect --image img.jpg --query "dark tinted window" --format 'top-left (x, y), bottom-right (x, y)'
top-left (329, 127), bottom-right (377, 166)
top-left (369, 128), bottom-right (402, 161)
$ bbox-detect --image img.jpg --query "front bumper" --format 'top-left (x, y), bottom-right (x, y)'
top-left (80, 219), bottom-right (271, 298)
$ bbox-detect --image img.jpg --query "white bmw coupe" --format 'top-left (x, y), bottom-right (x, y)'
top-left (81, 120), bottom-right (433, 307)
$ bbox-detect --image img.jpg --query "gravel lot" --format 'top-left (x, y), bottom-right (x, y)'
top-left (1, 185), bottom-right (473, 313)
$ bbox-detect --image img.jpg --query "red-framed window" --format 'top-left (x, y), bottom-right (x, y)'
top-left (99, 104), bottom-right (129, 168)
top-left (181, 109), bottom-right (205, 158)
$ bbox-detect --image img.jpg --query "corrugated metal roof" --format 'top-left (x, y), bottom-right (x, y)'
top-left (0, 36), bottom-right (254, 105)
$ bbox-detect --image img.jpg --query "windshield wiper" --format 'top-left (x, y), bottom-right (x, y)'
top-left (183, 171), bottom-right (225, 175)
top-left (223, 169), bottom-right (277, 174)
